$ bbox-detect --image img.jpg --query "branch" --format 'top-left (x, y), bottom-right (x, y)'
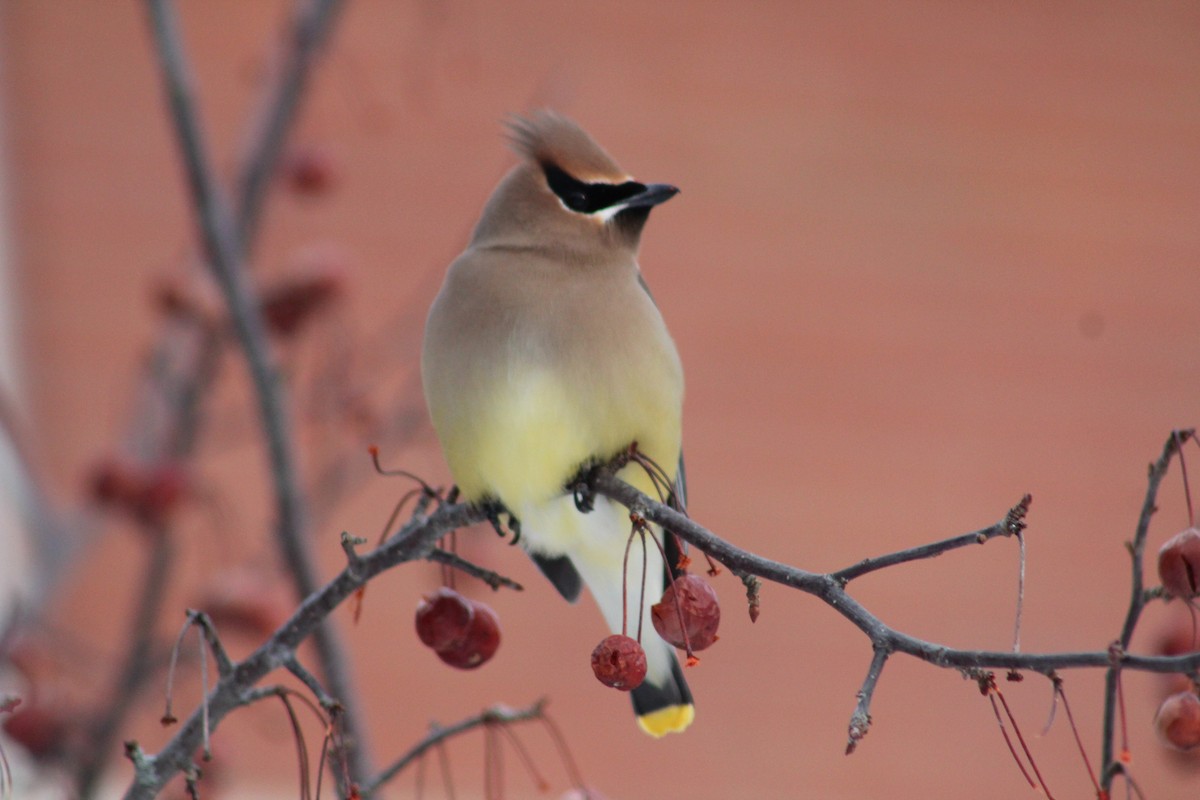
top-left (846, 646), bottom-right (888, 754)
top-left (833, 494), bottom-right (1030, 584)
top-left (121, 500), bottom-right (486, 799)
top-left (121, 432), bottom-right (1200, 795)
top-left (359, 699), bottom-right (547, 797)
top-left (427, 548), bottom-right (525, 592)
top-left (1100, 428), bottom-right (1192, 791)
top-left (591, 471), bottom-right (1200, 677)
top-left (142, 0), bottom-right (368, 787)
top-left (234, 0), bottom-right (347, 250)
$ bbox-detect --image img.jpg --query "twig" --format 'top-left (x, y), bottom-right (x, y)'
top-left (233, 0), bottom-right (347, 251)
top-left (1101, 429), bottom-right (1192, 791)
top-left (359, 700), bottom-right (547, 797)
top-left (427, 549), bottom-right (525, 592)
top-left (188, 610), bottom-right (234, 677)
top-left (592, 473), bottom-right (1200, 673)
top-left (121, 434), bottom-right (1200, 796)
top-left (142, 0), bottom-right (369, 788)
top-left (846, 646), bottom-right (888, 754)
top-left (287, 657), bottom-right (339, 711)
top-left (833, 494), bottom-right (1031, 584)
top-left (121, 499), bottom-right (485, 799)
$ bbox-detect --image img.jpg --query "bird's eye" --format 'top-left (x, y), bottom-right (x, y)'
top-left (543, 164), bottom-right (591, 212)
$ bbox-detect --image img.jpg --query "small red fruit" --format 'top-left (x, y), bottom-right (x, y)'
top-left (88, 456), bottom-right (190, 527)
top-left (3, 702), bottom-right (68, 761)
top-left (280, 144), bottom-right (339, 195)
top-left (1155, 691), bottom-right (1200, 751)
top-left (259, 250), bottom-right (346, 339)
top-left (591, 634), bottom-right (647, 691)
top-left (414, 588), bottom-right (473, 651)
top-left (436, 601), bottom-right (501, 670)
top-left (652, 574), bottom-right (721, 652)
top-left (1159, 528), bottom-right (1200, 599)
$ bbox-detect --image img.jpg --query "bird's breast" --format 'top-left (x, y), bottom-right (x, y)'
top-left (423, 252), bottom-right (683, 511)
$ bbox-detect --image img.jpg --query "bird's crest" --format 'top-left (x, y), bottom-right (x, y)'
top-left (506, 111), bottom-right (629, 183)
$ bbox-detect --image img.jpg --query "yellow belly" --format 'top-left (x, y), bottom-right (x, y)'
top-left (440, 366), bottom-right (679, 520)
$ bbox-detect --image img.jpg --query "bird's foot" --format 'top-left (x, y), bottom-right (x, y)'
top-left (479, 498), bottom-right (522, 545)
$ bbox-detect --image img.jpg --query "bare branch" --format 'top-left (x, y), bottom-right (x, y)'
top-left (233, 0), bottom-right (347, 251)
top-left (188, 610), bottom-right (234, 678)
top-left (427, 548), bottom-right (525, 592)
top-left (360, 699), bottom-right (547, 797)
top-left (121, 499), bottom-right (486, 799)
top-left (592, 471), bottom-right (1200, 674)
top-left (1101, 428), bottom-right (1193, 792)
top-left (834, 494), bottom-right (1031, 584)
top-left (142, 0), bottom-right (368, 786)
top-left (846, 646), bottom-right (888, 754)
top-left (286, 657), bottom-right (338, 711)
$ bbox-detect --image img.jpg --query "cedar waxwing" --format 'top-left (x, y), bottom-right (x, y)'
top-left (421, 111), bottom-right (692, 736)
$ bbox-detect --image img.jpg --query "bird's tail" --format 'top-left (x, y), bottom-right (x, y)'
top-left (631, 642), bottom-right (694, 737)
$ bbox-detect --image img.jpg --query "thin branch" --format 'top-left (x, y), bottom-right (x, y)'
top-left (287, 657), bottom-right (338, 711)
top-left (359, 700), bottom-right (547, 797)
top-left (142, 0), bottom-right (369, 787)
top-left (591, 472), bottom-right (1200, 676)
top-left (427, 548), bottom-right (525, 592)
top-left (121, 499), bottom-right (485, 800)
top-left (122, 433), bottom-right (1200, 796)
top-left (233, 0), bottom-right (347, 251)
top-left (188, 610), bottom-right (234, 677)
top-left (845, 646), bottom-right (888, 754)
top-left (833, 494), bottom-right (1030, 584)
top-left (1101, 429), bottom-right (1192, 791)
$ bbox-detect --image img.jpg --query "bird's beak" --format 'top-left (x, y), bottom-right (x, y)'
top-left (620, 183), bottom-right (680, 210)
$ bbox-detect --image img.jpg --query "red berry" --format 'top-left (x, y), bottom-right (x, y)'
top-left (1159, 528), bottom-right (1200, 599)
top-left (87, 456), bottom-right (189, 527)
top-left (1155, 691), bottom-right (1200, 751)
top-left (436, 601), bottom-right (501, 670)
top-left (280, 144), bottom-right (339, 195)
top-left (590, 634), bottom-right (647, 691)
top-left (414, 588), bottom-right (474, 651)
top-left (652, 574), bottom-right (721, 652)
top-left (260, 250), bottom-right (346, 339)
top-left (3, 702), bottom-right (68, 761)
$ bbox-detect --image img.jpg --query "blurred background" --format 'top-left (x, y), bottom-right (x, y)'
top-left (1, 1), bottom-right (1198, 797)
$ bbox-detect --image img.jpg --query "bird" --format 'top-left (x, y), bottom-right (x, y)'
top-left (421, 110), bottom-right (692, 736)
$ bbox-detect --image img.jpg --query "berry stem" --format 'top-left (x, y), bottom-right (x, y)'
top-left (636, 516), bottom-right (696, 662)
top-left (621, 527), bottom-right (637, 638)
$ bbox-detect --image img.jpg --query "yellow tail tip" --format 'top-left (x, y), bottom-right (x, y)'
top-left (637, 704), bottom-right (695, 737)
